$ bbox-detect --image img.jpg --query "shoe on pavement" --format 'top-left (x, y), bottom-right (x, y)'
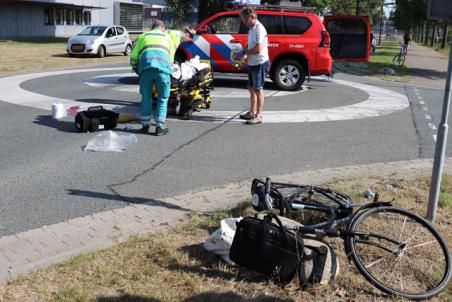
top-left (239, 112), bottom-right (255, 120)
top-left (246, 116), bottom-right (262, 125)
top-left (141, 125), bottom-right (150, 134)
top-left (155, 127), bottom-right (169, 136)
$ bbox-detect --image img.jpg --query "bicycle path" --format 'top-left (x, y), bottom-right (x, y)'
top-left (405, 42), bottom-right (448, 89)
top-left (1, 157), bottom-right (451, 283)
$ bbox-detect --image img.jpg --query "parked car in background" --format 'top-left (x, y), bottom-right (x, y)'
top-left (177, 5), bottom-right (370, 91)
top-left (66, 25), bottom-right (132, 58)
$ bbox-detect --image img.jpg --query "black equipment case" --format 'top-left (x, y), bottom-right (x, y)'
top-left (75, 106), bottom-right (119, 133)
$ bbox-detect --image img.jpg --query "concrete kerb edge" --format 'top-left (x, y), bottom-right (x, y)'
top-left (0, 157), bottom-right (450, 285)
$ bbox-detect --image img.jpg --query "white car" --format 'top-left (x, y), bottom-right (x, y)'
top-left (67, 25), bottom-right (132, 58)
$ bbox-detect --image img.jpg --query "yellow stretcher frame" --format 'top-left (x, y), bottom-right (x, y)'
top-left (153, 60), bottom-right (214, 120)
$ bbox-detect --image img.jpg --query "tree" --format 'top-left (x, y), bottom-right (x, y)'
top-left (165, 0), bottom-right (229, 26)
top-left (299, 0), bottom-right (331, 15)
top-left (197, 0), bottom-right (230, 23)
top-left (392, 0), bottom-right (427, 32)
top-left (164, 0), bottom-right (193, 27)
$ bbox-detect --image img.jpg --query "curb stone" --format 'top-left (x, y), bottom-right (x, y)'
top-left (0, 157), bottom-right (451, 284)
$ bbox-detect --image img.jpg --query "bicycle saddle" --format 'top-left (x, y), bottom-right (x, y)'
top-left (251, 178), bottom-right (273, 212)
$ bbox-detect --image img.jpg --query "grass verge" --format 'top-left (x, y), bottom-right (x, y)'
top-left (336, 39), bottom-right (411, 82)
top-left (0, 39), bottom-right (130, 76)
top-left (0, 174), bottom-right (450, 302)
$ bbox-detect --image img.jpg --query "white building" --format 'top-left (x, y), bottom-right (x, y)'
top-left (0, 0), bottom-right (153, 38)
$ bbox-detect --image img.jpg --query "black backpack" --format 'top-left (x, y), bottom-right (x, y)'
top-left (75, 106), bottom-right (119, 133)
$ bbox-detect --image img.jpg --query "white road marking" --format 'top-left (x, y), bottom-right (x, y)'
top-left (420, 101), bottom-right (425, 105)
top-left (418, 96), bottom-right (423, 100)
top-left (0, 67), bottom-right (410, 124)
top-left (428, 123), bottom-right (437, 130)
top-left (191, 79), bottom-right (409, 123)
top-left (425, 114), bottom-right (432, 120)
top-left (433, 135), bottom-right (437, 142)
top-left (0, 67), bottom-right (127, 110)
top-left (83, 72), bottom-right (304, 98)
top-left (422, 106), bottom-right (429, 111)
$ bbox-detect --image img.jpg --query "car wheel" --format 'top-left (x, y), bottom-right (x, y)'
top-left (97, 45), bottom-right (105, 58)
top-left (272, 59), bottom-right (305, 91)
top-left (124, 44), bottom-right (132, 56)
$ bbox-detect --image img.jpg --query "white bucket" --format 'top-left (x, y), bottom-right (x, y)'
top-left (51, 103), bottom-right (67, 119)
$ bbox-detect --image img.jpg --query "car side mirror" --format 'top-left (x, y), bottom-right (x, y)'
top-left (198, 25), bottom-right (208, 35)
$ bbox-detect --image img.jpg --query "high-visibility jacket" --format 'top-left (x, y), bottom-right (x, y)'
top-left (165, 30), bottom-right (182, 61)
top-left (130, 29), bottom-right (173, 75)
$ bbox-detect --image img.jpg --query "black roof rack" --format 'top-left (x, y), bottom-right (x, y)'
top-left (226, 2), bottom-right (316, 13)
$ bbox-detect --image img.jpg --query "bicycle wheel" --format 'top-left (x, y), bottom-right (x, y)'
top-left (392, 54), bottom-right (405, 66)
top-left (346, 206), bottom-right (451, 300)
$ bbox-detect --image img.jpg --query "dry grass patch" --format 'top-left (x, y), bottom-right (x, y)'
top-left (0, 174), bottom-right (451, 302)
top-left (0, 39), bottom-right (129, 76)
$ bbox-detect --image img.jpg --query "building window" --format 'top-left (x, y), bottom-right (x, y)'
top-left (66, 9), bottom-right (73, 25)
top-left (44, 8), bottom-right (54, 25)
top-left (83, 11), bottom-right (91, 25)
top-left (55, 8), bottom-right (64, 25)
top-left (75, 10), bottom-right (82, 25)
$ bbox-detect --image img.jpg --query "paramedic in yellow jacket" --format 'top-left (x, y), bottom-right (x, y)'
top-left (130, 20), bottom-right (194, 136)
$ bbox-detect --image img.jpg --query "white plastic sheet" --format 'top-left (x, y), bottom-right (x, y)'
top-left (180, 62), bottom-right (195, 80)
top-left (84, 130), bottom-right (137, 152)
top-left (174, 55), bottom-right (210, 80)
top-left (203, 217), bottom-right (242, 264)
top-left (172, 64), bottom-right (182, 80)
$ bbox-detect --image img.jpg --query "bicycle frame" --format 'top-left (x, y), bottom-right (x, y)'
top-left (250, 178), bottom-right (451, 300)
top-left (252, 178), bottom-right (403, 254)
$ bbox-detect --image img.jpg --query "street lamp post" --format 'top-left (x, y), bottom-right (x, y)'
top-left (379, 2), bottom-right (395, 46)
top-left (379, 2), bottom-right (384, 45)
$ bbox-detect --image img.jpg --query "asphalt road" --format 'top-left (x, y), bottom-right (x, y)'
top-left (405, 83), bottom-right (452, 158)
top-left (0, 64), bottom-right (448, 236)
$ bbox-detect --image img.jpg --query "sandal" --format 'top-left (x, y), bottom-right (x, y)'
top-left (245, 116), bottom-right (262, 125)
top-left (239, 112), bottom-right (255, 120)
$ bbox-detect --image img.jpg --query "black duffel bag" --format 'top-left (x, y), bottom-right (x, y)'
top-left (75, 106), bottom-right (119, 133)
top-left (230, 214), bottom-right (303, 284)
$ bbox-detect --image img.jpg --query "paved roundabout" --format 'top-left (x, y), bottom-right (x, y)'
top-left (0, 64), bottom-right (420, 237)
top-left (0, 66), bottom-right (409, 124)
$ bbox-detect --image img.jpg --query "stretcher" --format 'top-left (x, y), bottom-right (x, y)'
top-left (157, 60), bottom-right (214, 120)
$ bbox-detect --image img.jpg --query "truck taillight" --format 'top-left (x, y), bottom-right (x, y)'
top-left (320, 31), bottom-right (330, 47)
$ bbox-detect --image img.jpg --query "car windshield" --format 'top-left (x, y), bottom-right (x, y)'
top-left (78, 26), bottom-right (107, 36)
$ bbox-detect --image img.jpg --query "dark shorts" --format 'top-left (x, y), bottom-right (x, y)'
top-left (248, 60), bottom-right (270, 91)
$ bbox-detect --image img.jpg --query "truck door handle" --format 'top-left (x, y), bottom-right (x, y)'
top-left (230, 39), bottom-right (241, 43)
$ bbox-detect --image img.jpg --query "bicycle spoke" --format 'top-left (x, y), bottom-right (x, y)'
top-left (348, 207), bottom-right (450, 299)
top-left (365, 253), bottom-right (391, 269)
top-left (378, 255), bottom-right (401, 280)
top-left (398, 216), bottom-right (407, 241)
top-left (406, 240), bottom-right (437, 250)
